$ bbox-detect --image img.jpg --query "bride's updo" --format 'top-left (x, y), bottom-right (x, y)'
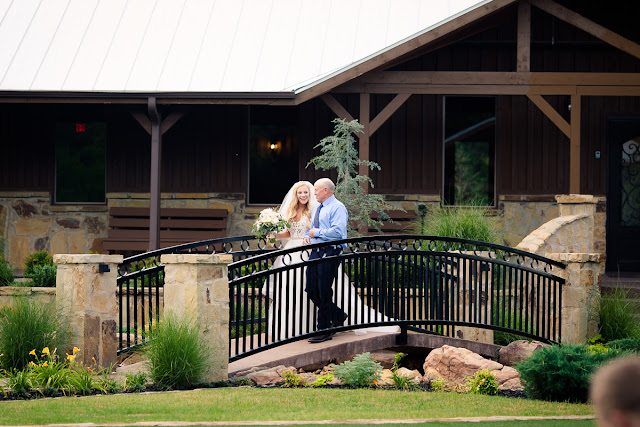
top-left (284, 181), bottom-right (314, 221)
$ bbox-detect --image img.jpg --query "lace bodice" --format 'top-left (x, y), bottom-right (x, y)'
top-left (288, 218), bottom-right (310, 239)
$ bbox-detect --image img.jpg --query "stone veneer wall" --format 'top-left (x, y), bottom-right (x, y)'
top-left (0, 286), bottom-right (56, 307)
top-left (0, 191), bottom-right (607, 274)
top-left (0, 192), bottom-right (108, 274)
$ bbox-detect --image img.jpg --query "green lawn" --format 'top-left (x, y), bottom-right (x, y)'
top-left (0, 388), bottom-right (593, 426)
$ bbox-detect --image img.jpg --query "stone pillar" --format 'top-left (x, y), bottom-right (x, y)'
top-left (555, 195), bottom-right (598, 253)
top-left (548, 253), bottom-right (603, 344)
top-left (161, 253), bottom-right (232, 382)
top-left (54, 254), bottom-right (122, 369)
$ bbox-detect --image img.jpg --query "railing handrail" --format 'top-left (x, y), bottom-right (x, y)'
top-left (121, 234), bottom-right (265, 265)
top-left (228, 234), bottom-right (566, 271)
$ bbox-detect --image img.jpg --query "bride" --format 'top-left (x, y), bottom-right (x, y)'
top-left (262, 181), bottom-right (399, 341)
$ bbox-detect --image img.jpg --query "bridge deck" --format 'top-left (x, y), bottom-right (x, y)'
top-left (228, 331), bottom-right (500, 376)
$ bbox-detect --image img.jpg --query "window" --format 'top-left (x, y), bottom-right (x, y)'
top-left (443, 97), bottom-right (495, 206)
top-left (55, 122), bottom-right (106, 203)
top-left (248, 107), bottom-right (298, 205)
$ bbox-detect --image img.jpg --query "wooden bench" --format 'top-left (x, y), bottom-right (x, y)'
top-left (103, 207), bottom-right (228, 253)
top-left (367, 209), bottom-right (418, 235)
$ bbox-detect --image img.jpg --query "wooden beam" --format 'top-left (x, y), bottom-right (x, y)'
top-left (130, 110), bottom-right (152, 135)
top-left (348, 71), bottom-right (640, 86)
top-left (569, 94), bottom-right (581, 194)
top-left (369, 94), bottom-right (412, 136)
top-left (578, 86), bottom-right (640, 96)
top-left (337, 84), bottom-right (576, 95)
top-left (517, 2), bottom-right (531, 72)
top-left (528, 0), bottom-right (640, 60)
top-left (359, 93), bottom-right (370, 185)
top-left (527, 94), bottom-right (570, 138)
top-left (320, 94), bottom-right (355, 122)
top-left (160, 110), bottom-right (186, 135)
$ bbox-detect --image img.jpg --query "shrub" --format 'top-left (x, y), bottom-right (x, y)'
top-left (123, 371), bottom-right (147, 392)
top-left (417, 203), bottom-right (500, 244)
top-left (27, 265), bottom-right (57, 287)
top-left (7, 369), bottom-right (34, 398)
top-left (598, 287), bottom-right (640, 342)
top-left (465, 369), bottom-right (499, 395)
top-left (143, 312), bottom-right (208, 389)
top-left (607, 338), bottom-right (640, 353)
top-left (333, 352), bottom-right (382, 387)
top-left (0, 298), bottom-right (70, 371)
top-left (29, 347), bottom-right (72, 394)
top-left (0, 259), bottom-right (14, 286)
top-left (430, 377), bottom-right (447, 391)
top-left (516, 343), bottom-right (623, 402)
top-left (24, 250), bottom-right (53, 276)
top-left (281, 369), bottom-right (306, 387)
top-left (309, 373), bottom-right (334, 388)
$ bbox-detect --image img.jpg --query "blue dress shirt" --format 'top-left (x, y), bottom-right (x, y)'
top-left (305, 195), bottom-right (348, 244)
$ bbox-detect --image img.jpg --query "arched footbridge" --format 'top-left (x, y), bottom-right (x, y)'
top-left (116, 235), bottom-right (565, 363)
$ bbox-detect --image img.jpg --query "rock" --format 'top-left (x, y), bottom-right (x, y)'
top-left (369, 350), bottom-right (398, 369)
top-left (234, 365), bottom-right (297, 386)
top-left (379, 369), bottom-right (395, 386)
top-left (423, 345), bottom-right (522, 391)
top-left (395, 367), bottom-right (423, 384)
top-left (498, 340), bottom-right (545, 367)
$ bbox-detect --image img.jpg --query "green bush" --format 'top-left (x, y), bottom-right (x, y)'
top-left (598, 287), bottom-right (640, 342)
top-left (332, 352), bottom-right (382, 387)
top-left (516, 343), bottom-right (623, 403)
top-left (607, 338), bottom-right (640, 353)
top-left (465, 369), bottom-right (499, 395)
top-left (27, 265), bottom-right (57, 287)
top-left (143, 312), bottom-right (209, 389)
top-left (0, 259), bottom-right (14, 286)
top-left (417, 203), bottom-right (500, 244)
top-left (0, 298), bottom-right (70, 371)
top-left (24, 250), bottom-right (54, 276)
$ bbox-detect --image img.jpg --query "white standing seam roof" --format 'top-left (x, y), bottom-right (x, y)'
top-left (0, 0), bottom-right (489, 95)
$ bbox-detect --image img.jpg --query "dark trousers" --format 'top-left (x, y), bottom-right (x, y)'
top-left (306, 246), bottom-right (345, 330)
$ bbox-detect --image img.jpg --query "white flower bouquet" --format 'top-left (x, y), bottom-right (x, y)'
top-left (252, 208), bottom-right (290, 242)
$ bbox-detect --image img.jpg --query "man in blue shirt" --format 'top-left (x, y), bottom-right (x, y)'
top-left (303, 178), bottom-right (348, 343)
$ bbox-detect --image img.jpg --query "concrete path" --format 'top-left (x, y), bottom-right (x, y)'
top-left (0, 415), bottom-right (596, 427)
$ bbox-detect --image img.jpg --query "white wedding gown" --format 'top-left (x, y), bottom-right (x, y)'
top-left (262, 218), bottom-right (399, 341)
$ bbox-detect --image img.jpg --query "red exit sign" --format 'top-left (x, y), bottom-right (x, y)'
top-left (76, 123), bottom-right (86, 132)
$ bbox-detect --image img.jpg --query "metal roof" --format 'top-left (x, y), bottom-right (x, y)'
top-left (0, 0), bottom-right (489, 95)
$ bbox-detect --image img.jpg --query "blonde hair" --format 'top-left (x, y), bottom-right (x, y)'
top-left (285, 181), bottom-right (313, 221)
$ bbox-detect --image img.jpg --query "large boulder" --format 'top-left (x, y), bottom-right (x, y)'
top-left (498, 340), bottom-right (546, 367)
top-left (423, 345), bottom-right (522, 391)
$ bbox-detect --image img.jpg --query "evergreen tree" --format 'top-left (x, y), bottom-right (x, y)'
top-left (307, 118), bottom-right (396, 235)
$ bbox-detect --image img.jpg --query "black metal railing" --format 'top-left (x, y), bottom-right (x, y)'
top-left (116, 235), bottom-right (277, 354)
top-left (228, 235), bottom-right (566, 361)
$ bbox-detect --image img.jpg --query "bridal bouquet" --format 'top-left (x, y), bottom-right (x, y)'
top-left (252, 208), bottom-right (289, 242)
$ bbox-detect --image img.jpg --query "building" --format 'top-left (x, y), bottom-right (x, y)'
top-left (1, 0), bottom-right (639, 274)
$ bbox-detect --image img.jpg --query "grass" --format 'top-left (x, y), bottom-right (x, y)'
top-left (144, 312), bottom-right (209, 389)
top-left (0, 297), bottom-right (70, 371)
top-left (0, 388), bottom-right (592, 425)
top-left (598, 286), bottom-right (640, 342)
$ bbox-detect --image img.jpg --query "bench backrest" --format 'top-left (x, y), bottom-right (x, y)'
top-left (104, 207), bottom-right (228, 252)
top-left (367, 209), bottom-right (417, 234)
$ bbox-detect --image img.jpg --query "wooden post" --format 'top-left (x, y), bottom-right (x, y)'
top-left (359, 93), bottom-right (370, 185)
top-left (517, 2), bottom-right (531, 72)
top-left (148, 97), bottom-right (162, 251)
top-left (570, 94), bottom-right (581, 194)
